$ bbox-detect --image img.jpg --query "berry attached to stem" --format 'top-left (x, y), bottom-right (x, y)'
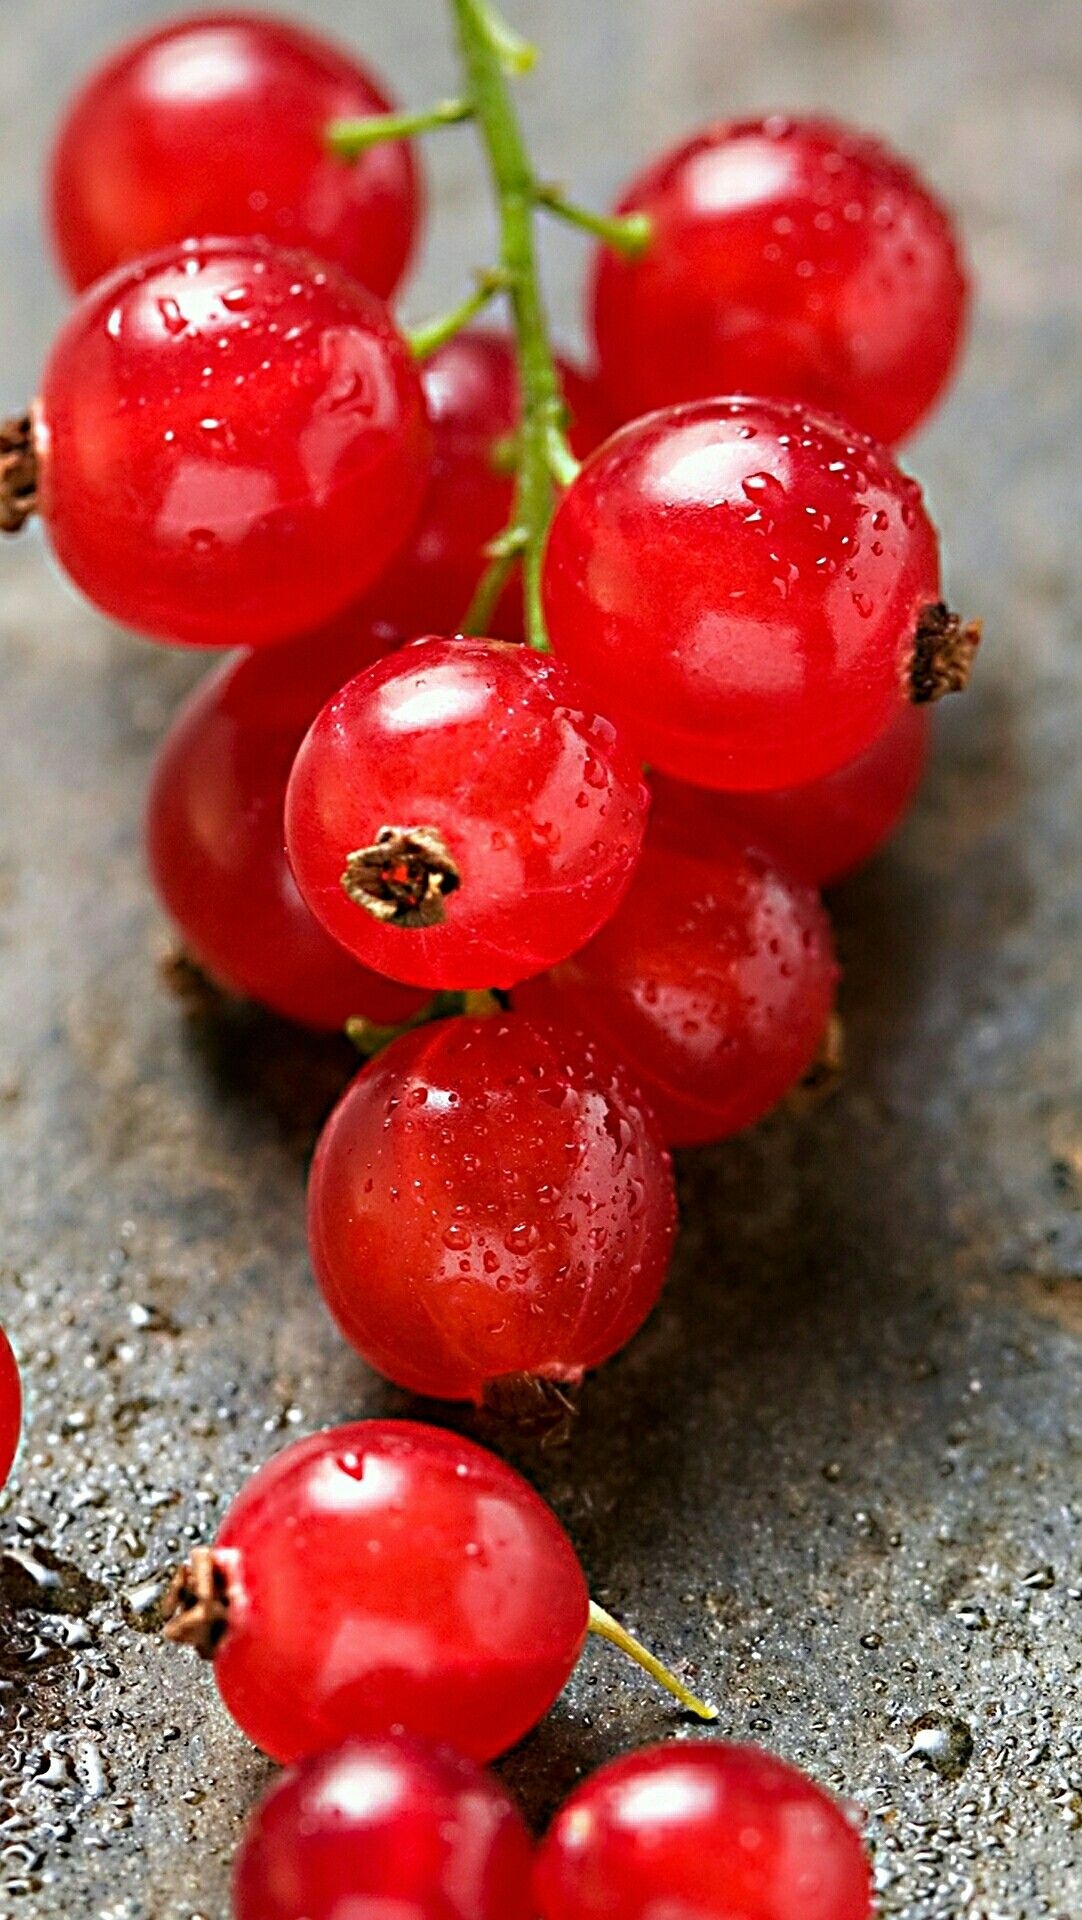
top-left (285, 637), bottom-right (648, 991)
top-left (162, 1421), bottom-right (714, 1763)
top-left (306, 1014), bottom-right (676, 1399)
top-left (9, 240), bottom-right (431, 649)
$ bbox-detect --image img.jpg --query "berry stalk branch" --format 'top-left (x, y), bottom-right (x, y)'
top-left (448, 0), bottom-right (574, 649)
top-left (328, 0), bottom-right (649, 649)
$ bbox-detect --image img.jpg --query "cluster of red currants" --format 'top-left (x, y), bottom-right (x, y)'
top-left (3, 4), bottom-right (980, 1913)
top-left (165, 1415), bottom-right (872, 1920)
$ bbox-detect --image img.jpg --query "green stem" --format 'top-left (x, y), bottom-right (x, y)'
top-left (407, 270), bottom-right (509, 360)
top-left (328, 97), bottom-right (474, 158)
top-left (464, 527), bottom-right (526, 634)
top-left (588, 1602), bottom-right (718, 1722)
top-left (448, 0), bottom-right (573, 651)
top-left (536, 185), bottom-right (652, 258)
top-left (477, 1), bottom-right (537, 74)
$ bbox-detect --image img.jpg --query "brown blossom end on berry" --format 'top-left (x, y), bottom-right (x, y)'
top-left (909, 601), bottom-right (982, 704)
top-left (0, 414), bottom-right (38, 535)
top-left (162, 1546), bottom-right (231, 1660)
top-left (341, 825), bottom-right (460, 929)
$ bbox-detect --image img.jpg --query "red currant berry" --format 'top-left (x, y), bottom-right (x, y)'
top-left (233, 1733), bottom-right (535, 1920)
top-left (0, 1327), bottom-right (20, 1491)
top-left (517, 834), bottom-right (836, 1147)
top-left (165, 1422), bottom-right (713, 1761)
top-left (146, 621), bottom-right (428, 1030)
top-left (592, 114), bottom-right (967, 445)
top-left (50, 13), bottom-right (420, 299)
top-left (543, 397), bottom-right (962, 792)
top-left (173, 1420), bottom-right (587, 1763)
top-left (374, 328), bottom-right (611, 638)
top-left (308, 1013), bottom-right (676, 1400)
top-left (285, 636), bottom-right (649, 991)
top-left (33, 238), bottom-right (429, 648)
top-left (534, 1741), bottom-right (873, 1920)
top-left (651, 704), bottom-right (930, 888)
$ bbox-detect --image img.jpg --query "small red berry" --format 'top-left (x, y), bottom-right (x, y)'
top-left (233, 1733), bottom-right (535, 1920)
top-left (543, 396), bottom-right (955, 791)
top-left (592, 114), bottom-right (967, 445)
top-left (164, 1422), bottom-right (711, 1763)
top-left (285, 636), bottom-right (649, 990)
top-left (0, 1328), bottom-right (20, 1491)
top-left (517, 835), bottom-right (837, 1146)
top-left (49, 12), bottom-right (420, 299)
top-left (146, 621), bottom-right (427, 1030)
top-left (534, 1741), bottom-right (874, 1920)
top-left (651, 704), bottom-right (930, 888)
top-left (173, 1420), bottom-right (589, 1763)
top-left (308, 1013), bottom-right (676, 1399)
top-left (34, 238), bottom-right (429, 648)
top-left (373, 328), bottom-right (611, 638)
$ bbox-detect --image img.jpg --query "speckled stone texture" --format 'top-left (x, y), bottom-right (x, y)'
top-left (0, 2), bottom-right (1079, 1916)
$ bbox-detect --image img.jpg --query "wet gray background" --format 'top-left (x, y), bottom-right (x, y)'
top-left (1, 0), bottom-right (1080, 1915)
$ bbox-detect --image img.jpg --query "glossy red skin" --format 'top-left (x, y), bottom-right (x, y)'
top-left (534, 1741), bottom-right (873, 1920)
top-left (213, 1420), bottom-right (590, 1764)
top-left (49, 12), bottom-right (419, 299)
top-left (517, 836), bottom-right (836, 1147)
top-left (308, 1014), bottom-right (677, 1399)
top-left (593, 114), bottom-right (968, 446)
top-left (233, 1733), bottom-right (536, 1920)
top-left (146, 622), bottom-right (427, 1030)
top-left (651, 704), bottom-right (931, 888)
top-left (543, 396), bottom-right (940, 792)
top-left (286, 636), bottom-right (649, 990)
top-left (37, 238), bottom-right (430, 648)
top-left (374, 329), bottom-right (612, 638)
top-left (0, 1329), bottom-right (20, 1491)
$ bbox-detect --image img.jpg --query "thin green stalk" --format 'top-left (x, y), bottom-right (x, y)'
top-left (407, 269), bottom-right (509, 360)
top-left (328, 96), bottom-right (473, 157)
top-left (447, 0), bottom-right (574, 650)
top-left (536, 184), bottom-right (652, 257)
top-left (588, 1602), bottom-right (717, 1721)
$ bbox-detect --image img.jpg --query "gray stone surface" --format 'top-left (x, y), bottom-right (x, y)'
top-left (0, 1), bottom-right (1079, 1915)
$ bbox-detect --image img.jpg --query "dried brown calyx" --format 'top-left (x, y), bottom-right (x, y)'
top-left (341, 825), bottom-right (460, 929)
top-left (481, 1372), bottom-right (579, 1444)
top-left (909, 602), bottom-right (982, 704)
top-left (0, 415), bottom-right (38, 535)
top-left (162, 1547), bottom-right (231, 1660)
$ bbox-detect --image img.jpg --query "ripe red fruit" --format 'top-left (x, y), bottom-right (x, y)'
top-left (0, 1328), bottom-right (20, 1491)
top-left (166, 1422), bottom-right (712, 1761)
top-left (285, 636), bottom-right (649, 990)
top-left (49, 12), bottom-right (420, 299)
top-left (543, 396), bottom-right (953, 792)
top-left (233, 1733), bottom-right (535, 1920)
top-left (308, 1013), bottom-right (676, 1399)
top-left (172, 1420), bottom-right (590, 1764)
top-left (651, 704), bottom-right (931, 888)
top-left (517, 835), bottom-right (836, 1147)
top-left (373, 328), bottom-right (611, 637)
top-left (592, 114), bottom-right (967, 445)
top-left (146, 622), bottom-right (427, 1030)
top-left (534, 1741), bottom-right (874, 1920)
top-left (33, 238), bottom-right (429, 648)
